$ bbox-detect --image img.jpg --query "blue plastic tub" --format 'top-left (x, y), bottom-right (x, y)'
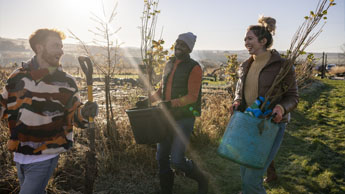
top-left (217, 111), bottom-right (279, 169)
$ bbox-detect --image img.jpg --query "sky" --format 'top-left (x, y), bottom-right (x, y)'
top-left (0, 0), bottom-right (344, 53)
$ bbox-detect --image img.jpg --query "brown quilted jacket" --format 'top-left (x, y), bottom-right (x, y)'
top-left (234, 50), bottom-right (299, 123)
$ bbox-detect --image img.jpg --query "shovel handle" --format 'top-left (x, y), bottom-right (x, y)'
top-left (78, 56), bottom-right (94, 122)
top-left (78, 56), bottom-right (97, 194)
top-left (78, 56), bottom-right (93, 85)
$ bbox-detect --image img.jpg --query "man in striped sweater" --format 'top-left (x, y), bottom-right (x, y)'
top-left (0, 29), bottom-right (98, 194)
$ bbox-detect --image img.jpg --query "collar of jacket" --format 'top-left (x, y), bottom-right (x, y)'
top-left (171, 54), bottom-right (191, 63)
top-left (22, 56), bottom-right (60, 81)
top-left (165, 54), bottom-right (191, 74)
top-left (240, 49), bottom-right (283, 75)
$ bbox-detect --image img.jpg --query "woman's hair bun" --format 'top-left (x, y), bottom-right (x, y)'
top-left (258, 16), bottom-right (276, 35)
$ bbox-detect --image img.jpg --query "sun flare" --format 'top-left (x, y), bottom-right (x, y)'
top-left (64, 0), bottom-right (104, 18)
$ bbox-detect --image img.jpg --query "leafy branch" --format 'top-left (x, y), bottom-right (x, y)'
top-left (262, 0), bottom-right (336, 109)
top-left (224, 54), bottom-right (239, 99)
top-left (139, 0), bottom-right (168, 104)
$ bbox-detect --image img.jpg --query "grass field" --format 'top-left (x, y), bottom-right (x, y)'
top-left (269, 79), bottom-right (345, 194)
top-left (0, 78), bottom-right (344, 194)
top-left (175, 78), bottom-right (345, 194)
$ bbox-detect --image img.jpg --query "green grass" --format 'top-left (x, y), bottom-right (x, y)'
top-left (176, 79), bottom-right (345, 194)
top-left (271, 79), bottom-right (345, 194)
top-left (1, 78), bottom-right (344, 194)
top-left (202, 80), bottom-right (228, 86)
top-left (174, 146), bottom-right (242, 194)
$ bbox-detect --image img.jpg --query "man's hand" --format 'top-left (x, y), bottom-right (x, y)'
top-left (158, 101), bottom-right (172, 109)
top-left (135, 98), bottom-right (149, 108)
top-left (230, 101), bottom-right (240, 115)
top-left (81, 101), bottom-right (99, 119)
top-left (272, 105), bottom-right (284, 123)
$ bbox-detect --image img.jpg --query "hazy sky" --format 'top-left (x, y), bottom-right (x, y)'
top-left (0, 0), bottom-right (344, 52)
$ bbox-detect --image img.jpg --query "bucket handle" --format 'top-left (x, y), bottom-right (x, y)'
top-left (269, 113), bottom-right (277, 122)
top-left (258, 113), bottom-right (277, 135)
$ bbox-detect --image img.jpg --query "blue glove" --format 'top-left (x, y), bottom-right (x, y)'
top-left (245, 96), bottom-right (272, 118)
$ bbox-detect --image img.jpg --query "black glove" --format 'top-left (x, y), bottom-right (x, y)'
top-left (81, 101), bottom-right (99, 118)
top-left (135, 98), bottom-right (149, 108)
top-left (158, 101), bottom-right (172, 109)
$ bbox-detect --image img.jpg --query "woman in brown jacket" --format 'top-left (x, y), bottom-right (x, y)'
top-left (229, 16), bottom-right (299, 194)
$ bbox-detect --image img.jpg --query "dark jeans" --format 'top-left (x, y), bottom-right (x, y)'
top-left (156, 117), bottom-right (195, 174)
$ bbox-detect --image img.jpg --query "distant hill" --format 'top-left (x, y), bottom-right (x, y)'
top-left (0, 37), bottom-right (344, 68)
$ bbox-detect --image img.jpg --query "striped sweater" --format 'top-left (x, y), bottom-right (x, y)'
top-left (0, 57), bottom-right (86, 155)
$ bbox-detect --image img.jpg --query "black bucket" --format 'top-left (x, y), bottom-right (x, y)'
top-left (126, 106), bottom-right (171, 144)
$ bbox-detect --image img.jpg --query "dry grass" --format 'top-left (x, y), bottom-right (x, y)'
top-left (329, 66), bottom-right (345, 75)
top-left (193, 94), bottom-right (232, 146)
top-left (0, 69), bottom-right (19, 194)
top-left (0, 121), bottom-right (20, 194)
top-left (295, 60), bottom-right (315, 89)
top-left (0, 63), bottom-right (320, 193)
top-left (0, 79), bottom-right (232, 193)
top-left (0, 65), bottom-right (158, 193)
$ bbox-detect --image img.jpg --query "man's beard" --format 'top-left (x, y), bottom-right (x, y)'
top-left (42, 48), bottom-right (60, 66)
top-left (174, 49), bottom-right (188, 59)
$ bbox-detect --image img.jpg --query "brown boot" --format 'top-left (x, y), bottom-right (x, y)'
top-left (264, 161), bottom-right (278, 183)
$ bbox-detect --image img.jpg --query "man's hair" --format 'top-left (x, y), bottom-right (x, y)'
top-left (29, 28), bottom-right (66, 53)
